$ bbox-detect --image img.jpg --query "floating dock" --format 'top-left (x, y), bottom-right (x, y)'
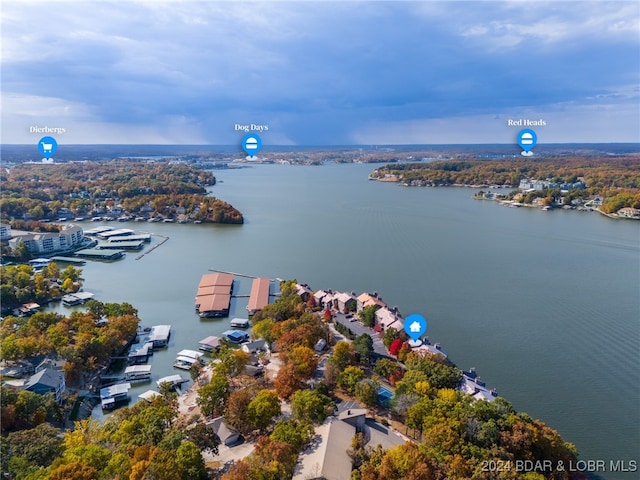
top-left (247, 277), bottom-right (271, 315)
top-left (97, 240), bottom-right (144, 250)
top-left (50, 256), bottom-right (86, 265)
top-left (74, 248), bottom-right (125, 260)
top-left (195, 273), bottom-right (233, 318)
top-left (108, 234), bottom-right (151, 243)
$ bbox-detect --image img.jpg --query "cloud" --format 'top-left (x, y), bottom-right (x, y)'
top-left (1, 1), bottom-right (638, 144)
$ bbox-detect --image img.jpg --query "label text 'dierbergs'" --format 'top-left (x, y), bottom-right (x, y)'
top-left (30, 126), bottom-right (66, 134)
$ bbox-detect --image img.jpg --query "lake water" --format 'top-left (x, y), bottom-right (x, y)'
top-left (49, 162), bottom-right (638, 478)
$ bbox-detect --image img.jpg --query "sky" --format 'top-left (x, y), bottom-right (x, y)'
top-left (1, 1), bottom-right (639, 145)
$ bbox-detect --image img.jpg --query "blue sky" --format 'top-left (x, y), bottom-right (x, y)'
top-left (2, 1), bottom-right (639, 145)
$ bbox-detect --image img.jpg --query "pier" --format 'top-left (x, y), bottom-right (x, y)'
top-left (135, 235), bottom-right (169, 260)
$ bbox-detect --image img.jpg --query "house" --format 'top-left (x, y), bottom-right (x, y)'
top-left (313, 290), bottom-right (330, 308)
top-left (295, 283), bottom-right (313, 302)
top-left (335, 292), bottom-right (357, 312)
top-left (207, 417), bottom-right (243, 447)
top-left (241, 339), bottom-right (267, 354)
top-left (24, 368), bottom-right (66, 402)
top-left (617, 207), bottom-right (640, 218)
top-left (375, 307), bottom-right (402, 331)
top-left (356, 292), bottom-right (386, 312)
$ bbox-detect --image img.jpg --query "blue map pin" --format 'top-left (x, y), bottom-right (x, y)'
top-left (242, 133), bottom-right (262, 157)
top-left (517, 129), bottom-right (537, 156)
top-left (38, 136), bottom-right (58, 159)
top-left (404, 313), bottom-right (427, 341)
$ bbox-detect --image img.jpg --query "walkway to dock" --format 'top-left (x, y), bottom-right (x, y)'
top-left (135, 234), bottom-right (169, 260)
top-left (208, 269), bottom-right (280, 282)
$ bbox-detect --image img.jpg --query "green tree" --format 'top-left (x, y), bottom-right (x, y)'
top-left (176, 440), bottom-right (207, 480)
top-left (338, 366), bottom-right (366, 394)
top-left (355, 380), bottom-right (380, 407)
top-left (358, 305), bottom-right (378, 327)
top-left (270, 419), bottom-right (313, 450)
top-left (196, 374), bottom-right (229, 418)
top-left (354, 334), bottom-right (374, 365)
top-left (247, 389), bottom-right (281, 432)
top-left (291, 388), bottom-right (334, 424)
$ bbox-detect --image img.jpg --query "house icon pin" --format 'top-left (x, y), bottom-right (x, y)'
top-left (410, 321), bottom-right (421, 333)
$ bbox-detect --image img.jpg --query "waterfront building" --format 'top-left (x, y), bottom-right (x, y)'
top-left (246, 277), bottom-right (271, 315)
top-left (148, 325), bottom-right (171, 348)
top-left (195, 272), bottom-right (233, 317)
top-left (222, 330), bottom-right (249, 344)
top-left (241, 339), bottom-right (267, 355)
top-left (198, 335), bottom-right (221, 352)
top-left (23, 368), bottom-right (65, 402)
top-left (124, 365), bottom-right (152, 381)
top-left (100, 383), bottom-right (132, 410)
top-left (0, 223), bottom-right (11, 240)
top-left (375, 307), bottom-right (403, 331)
top-left (230, 317), bottom-right (250, 328)
top-left (335, 292), bottom-right (357, 312)
top-left (9, 224), bottom-right (84, 254)
top-left (356, 292), bottom-right (387, 312)
top-left (173, 349), bottom-right (204, 370)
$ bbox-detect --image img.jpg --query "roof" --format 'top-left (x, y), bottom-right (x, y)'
top-left (196, 285), bottom-right (231, 296)
top-left (124, 365), bottom-right (152, 375)
top-left (247, 277), bottom-right (270, 312)
top-left (198, 336), bottom-right (221, 348)
top-left (176, 349), bottom-right (203, 359)
top-left (242, 339), bottom-right (266, 351)
top-left (139, 390), bottom-right (162, 402)
top-left (24, 368), bottom-right (64, 390)
top-left (198, 272), bottom-right (233, 288)
top-left (321, 419), bottom-right (356, 480)
top-left (100, 382), bottom-right (131, 399)
top-left (207, 416), bottom-right (239, 443)
top-left (196, 294), bottom-right (231, 311)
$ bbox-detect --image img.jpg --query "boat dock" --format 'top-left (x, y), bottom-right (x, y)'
top-left (97, 240), bottom-right (144, 250)
top-left (75, 248), bottom-right (125, 260)
top-left (195, 273), bottom-right (233, 317)
top-left (100, 382), bottom-right (132, 410)
top-left (62, 291), bottom-right (95, 306)
top-left (247, 277), bottom-right (271, 315)
top-left (148, 325), bottom-right (171, 348)
top-left (50, 256), bottom-right (86, 265)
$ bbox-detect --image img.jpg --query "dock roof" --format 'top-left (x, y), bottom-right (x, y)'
top-left (196, 294), bottom-right (231, 312)
top-left (198, 272), bottom-right (233, 288)
top-left (247, 277), bottom-right (270, 313)
top-left (75, 248), bottom-right (125, 259)
top-left (198, 336), bottom-right (221, 348)
top-left (100, 382), bottom-right (132, 399)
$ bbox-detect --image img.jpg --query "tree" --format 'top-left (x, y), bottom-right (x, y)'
top-left (332, 341), bottom-right (355, 370)
top-left (5, 423), bottom-right (62, 469)
top-left (389, 338), bottom-right (403, 356)
top-left (359, 305), bottom-right (378, 327)
top-left (354, 334), bottom-right (374, 365)
top-left (374, 358), bottom-right (401, 380)
top-left (270, 419), bottom-right (313, 450)
top-left (337, 366), bottom-right (366, 394)
top-left (274, 362), bottom-right (305, 399)
top-left (224, 388), bottom-right (253, 435)
top-left (355, 380), bottom-right (379, 407)
top-left (247, 389), bottom-right (281, 432)
top-left (185, 423), bottom-right (220, 455)
top-left (197, 374), bottom-right (229, 417)
top-left (383, 327), bottom-right (402, 348)
top-left (291, 389), bottom-right (334, 424)
top-left (176, 440), bottom-right (207, 480)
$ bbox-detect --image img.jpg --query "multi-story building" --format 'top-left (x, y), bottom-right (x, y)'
top-left (9, 224), bottom-right (84, 254)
